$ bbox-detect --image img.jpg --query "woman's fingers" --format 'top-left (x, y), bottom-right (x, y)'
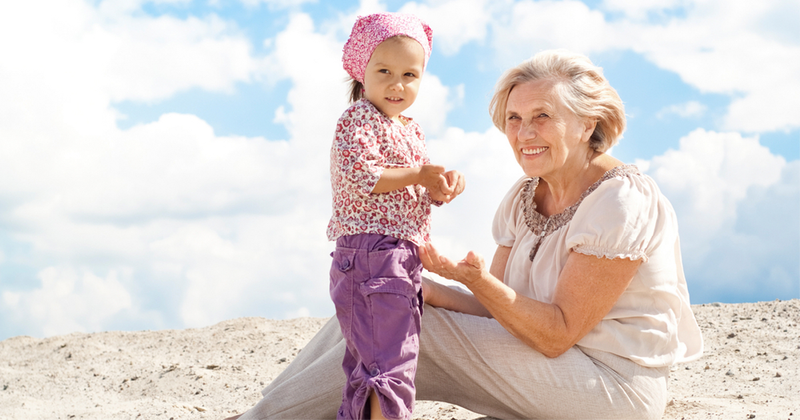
top-left (465, 251), bottom-right (485, 270)
top-left (421, 243), bottom-right (454, 278)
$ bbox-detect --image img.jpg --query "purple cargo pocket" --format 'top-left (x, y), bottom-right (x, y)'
top-left (330, 250), bottom-right (356, 337)
top-left (359, 276), bottom-right (421, 347)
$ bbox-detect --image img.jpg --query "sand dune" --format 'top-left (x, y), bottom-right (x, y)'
top-left (1, 300), bottom-right (798, 419)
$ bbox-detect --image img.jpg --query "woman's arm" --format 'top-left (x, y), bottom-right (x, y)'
top-left (419, 243), bottom-right (640, 358)
top-left (420, 277), bottom-right (491, 317)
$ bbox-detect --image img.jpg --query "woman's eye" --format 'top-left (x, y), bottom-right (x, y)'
top-left (537, 113), bottom-right (549, 118)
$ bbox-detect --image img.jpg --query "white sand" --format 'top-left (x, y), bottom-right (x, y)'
top-left (1, 300), bottom-right (798, 419)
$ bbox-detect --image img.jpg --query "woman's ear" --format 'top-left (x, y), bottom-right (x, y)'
top-left (582, 118), bottom-right (597, 142)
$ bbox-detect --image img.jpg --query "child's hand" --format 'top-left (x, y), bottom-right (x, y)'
top-left (417, 164), bottom-right (448, 198)
top-left (440, 170), bottom-right (465, 203)
top-left (426, 169), bottom-right (465, 203)
top-left (417, 165), bottom-right (447, 191)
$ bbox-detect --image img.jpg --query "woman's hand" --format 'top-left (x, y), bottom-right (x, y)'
top-left (419, 243), bottom-right (485, 286)
top-left (421, 242), bottom-right (641, 358)
top-left (419, 243), bottom-right (494, 318)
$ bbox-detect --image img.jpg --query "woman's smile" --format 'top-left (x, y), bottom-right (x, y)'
top-left (521, 146), bottom-right (548, 156)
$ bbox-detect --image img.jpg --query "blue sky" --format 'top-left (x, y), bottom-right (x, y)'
top-left (0, 0), bottom-right (798, 341)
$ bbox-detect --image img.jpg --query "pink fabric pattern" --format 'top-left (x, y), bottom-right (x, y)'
top-left (342, 13), bottom-right (433, 83)
top-left (327, 99), bottom-right (436, 246)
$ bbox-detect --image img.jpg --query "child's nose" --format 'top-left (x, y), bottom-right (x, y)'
top-left (389, 77), bottom-right (403, 91)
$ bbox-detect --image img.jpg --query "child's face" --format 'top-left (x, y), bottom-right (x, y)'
top-left (362, 36), bottom-right (425, 122)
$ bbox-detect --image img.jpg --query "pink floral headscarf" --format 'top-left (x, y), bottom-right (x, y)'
top-left (342, 13), bottom-right (433, 84)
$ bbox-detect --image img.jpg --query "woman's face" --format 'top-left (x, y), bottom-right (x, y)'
top-left (504, 79), bottom-right (595, 181)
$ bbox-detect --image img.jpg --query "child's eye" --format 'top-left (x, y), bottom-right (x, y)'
top-left (404, 72), bottom-right (417, 77)
top-left (378, 69), bottom-right (390, 74)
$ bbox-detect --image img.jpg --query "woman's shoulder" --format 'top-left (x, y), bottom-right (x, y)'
top-left (575, 164), bottom-right (676, 234)
top-left (589, 164), bottom-right (663, 203)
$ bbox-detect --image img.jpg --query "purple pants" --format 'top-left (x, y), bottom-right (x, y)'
top-left (329, 234), bottom-right (423, 420)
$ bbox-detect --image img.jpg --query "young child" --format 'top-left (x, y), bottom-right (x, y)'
top-left (327, 13), bottom-right (463, 420)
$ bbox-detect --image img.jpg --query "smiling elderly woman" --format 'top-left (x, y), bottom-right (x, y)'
top-left (227, 50), bottom-right (703, 420)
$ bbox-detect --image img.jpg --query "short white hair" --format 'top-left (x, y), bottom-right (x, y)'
top-left (489, 49), bottom-right (626, 152)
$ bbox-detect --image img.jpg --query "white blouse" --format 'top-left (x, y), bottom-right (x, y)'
top-left (492, 165), bottom-right (703, 367)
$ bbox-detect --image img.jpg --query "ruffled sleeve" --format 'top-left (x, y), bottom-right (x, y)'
top-left (566, 173), bottom-right (666, 262)
top-left (492, 176), bottom-right (531, 248)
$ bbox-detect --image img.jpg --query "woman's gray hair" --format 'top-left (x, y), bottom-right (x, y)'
top-left (489, 49), bottom-right (626, 152)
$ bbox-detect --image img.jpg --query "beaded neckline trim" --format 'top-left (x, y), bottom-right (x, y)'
top-left (522, 164), bottom-right (641, 261)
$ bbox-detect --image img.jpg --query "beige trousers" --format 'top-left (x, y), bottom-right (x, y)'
top-left (239, 305), bottom-right (669, 420)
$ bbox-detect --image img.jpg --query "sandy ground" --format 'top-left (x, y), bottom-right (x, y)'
top-left (1, 300), bottom-right (798, 420)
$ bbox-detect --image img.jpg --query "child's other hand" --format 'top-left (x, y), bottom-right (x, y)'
top-left (440, 170), bottom-right (465, 203)
top-left (429, 170), bottom-right (465, 203)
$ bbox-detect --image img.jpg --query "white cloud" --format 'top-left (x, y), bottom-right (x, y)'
top-left (491, 0), bottom-right (618, 63)
top-left (0, 1), bottom-right (471, 339)
top-left (656, 100), bottom-right (707, 119)
top-left (600, 0), bottom-right (690, 20)
top-left (0, 0), bottom-right (797, 340)
top-left (3, 267), bottom-right (133, 337)
top-left (626, 1), bottom-right (800, 132)
top-left (645, 129), bottom-right (786, 278)
top-left (237, 0), bottom-right (315, 9)
top-left (427, 126), bottom-right (524, 261)
top-left (481, 0), bottom-right (800, 134)
top-left (398, 0), bottom-right (494, 55)
top-left (677, 160), bottom-right (800, 303)
top-left (0, 2), bottom-right (335, 337)
top-left (406, 75), bottom-right (463, 136)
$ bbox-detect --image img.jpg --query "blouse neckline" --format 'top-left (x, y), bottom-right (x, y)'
top-left (358, 98), bottom-right (412, 127)
top-left (521, 164), bottom-right (640, 260)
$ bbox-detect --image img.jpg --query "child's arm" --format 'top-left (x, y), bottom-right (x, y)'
top-left (372, 164), bottom-right (448, 195)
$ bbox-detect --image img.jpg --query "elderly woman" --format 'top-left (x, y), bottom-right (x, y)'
top-left (230, 49), bottom-right (703, 420)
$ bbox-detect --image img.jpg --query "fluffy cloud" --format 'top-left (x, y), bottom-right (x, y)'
top-left (398, 0), bottom-right (494, 55)
top-left (600, 0), bottom-right (690, 20)
top-left (0, 2), bottom-right (334, 338)
top-left (490, 0), bottom-right (617, 61)
top-left (0, 1), bottom-right (470, 338)
top-left (657, 101), bottom-right (707, 119)
top-left (427, 126), bottom-right (524, 259)
top-left (641, 129), bottom-right (796, 303)
top-left (2, 267), bottom-right (133, 337)
top-left (0, 0), bottom-right (797, 340)
top-left (629, 1), bottom-right (800, 133)
top-left (485, 0), bottom-right (800, 133)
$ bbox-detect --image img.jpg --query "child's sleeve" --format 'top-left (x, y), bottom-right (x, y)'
top-left (331, 108), bottom-right (385, 197)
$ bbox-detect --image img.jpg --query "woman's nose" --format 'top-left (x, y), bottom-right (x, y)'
top-left (518, 119), bottom-right (536, 139)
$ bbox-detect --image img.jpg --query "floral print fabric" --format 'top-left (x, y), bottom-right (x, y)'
top-left (327, 99), bottom-right (435, 246)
